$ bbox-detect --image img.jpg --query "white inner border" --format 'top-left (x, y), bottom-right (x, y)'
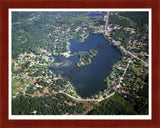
top-left (9, 8), bottom-right (152, 120)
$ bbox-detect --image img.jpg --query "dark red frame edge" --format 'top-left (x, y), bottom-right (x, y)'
top-left (0, 0), bottom-right (160, 128)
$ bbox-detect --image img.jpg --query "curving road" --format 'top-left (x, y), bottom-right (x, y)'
top-left (59, 91), bottom-right (115, 103)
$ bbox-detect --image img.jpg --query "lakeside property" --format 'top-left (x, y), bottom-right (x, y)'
top-left (11, 11), bottom-right (149, 115)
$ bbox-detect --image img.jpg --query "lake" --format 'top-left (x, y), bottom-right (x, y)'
top-left (85, 13), bottom-right (105, 18)
top-left (51, 34), bottom-right (121, 98)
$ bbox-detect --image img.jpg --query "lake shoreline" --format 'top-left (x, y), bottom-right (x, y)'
top-left (51, 33), bottom-right (122, 98)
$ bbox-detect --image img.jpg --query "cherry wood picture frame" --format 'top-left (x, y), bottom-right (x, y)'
top-left (0, 0), bottom-right (160, 128)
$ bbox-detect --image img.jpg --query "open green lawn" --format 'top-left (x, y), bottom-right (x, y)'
top-left (12, 78), bottom-right (22, 96)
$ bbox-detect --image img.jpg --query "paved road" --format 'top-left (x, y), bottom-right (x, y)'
top-left (120, 46), bottom-right (148, 67)
top-left (59, 91), bottom-right (115, 103)
top-left (116, 60), bottom-right (131, 88)
top-left (104, 12), bottom-right (110, 36)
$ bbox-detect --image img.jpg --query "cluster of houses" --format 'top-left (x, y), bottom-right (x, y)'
top-left (16, 49), bottom-right (54, 68)
top-left (107, 22), bottom-right (148, 64)
top-left (12, 49), bottom-right (56, 95)
top-left (12, 47), bottom-right (80, 99)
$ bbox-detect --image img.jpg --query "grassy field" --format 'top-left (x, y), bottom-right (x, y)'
top-left (12, 78), bottom-right (22, 96)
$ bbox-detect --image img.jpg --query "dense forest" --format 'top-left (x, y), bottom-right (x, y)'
top-left (88, 93), bottom-right (136, 115)
top-left (12, 93), bottom-right (85, 115)
top-left (109, 12), bottom-right (148, 32)
top-left (74, 48), bottom-right (99, 67)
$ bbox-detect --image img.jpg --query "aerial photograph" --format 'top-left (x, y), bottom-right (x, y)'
top-left (10, 10), bottom-right (149, 116)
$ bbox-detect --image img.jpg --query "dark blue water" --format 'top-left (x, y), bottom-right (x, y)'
top-left (85, 13), bottom-right (105, 18)
top-left (51, 34), bottom-right (121, 97)
top-left (71, 45), bottom-right (121, 97)
top-left (69, 34), bottom-right (106, 53)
